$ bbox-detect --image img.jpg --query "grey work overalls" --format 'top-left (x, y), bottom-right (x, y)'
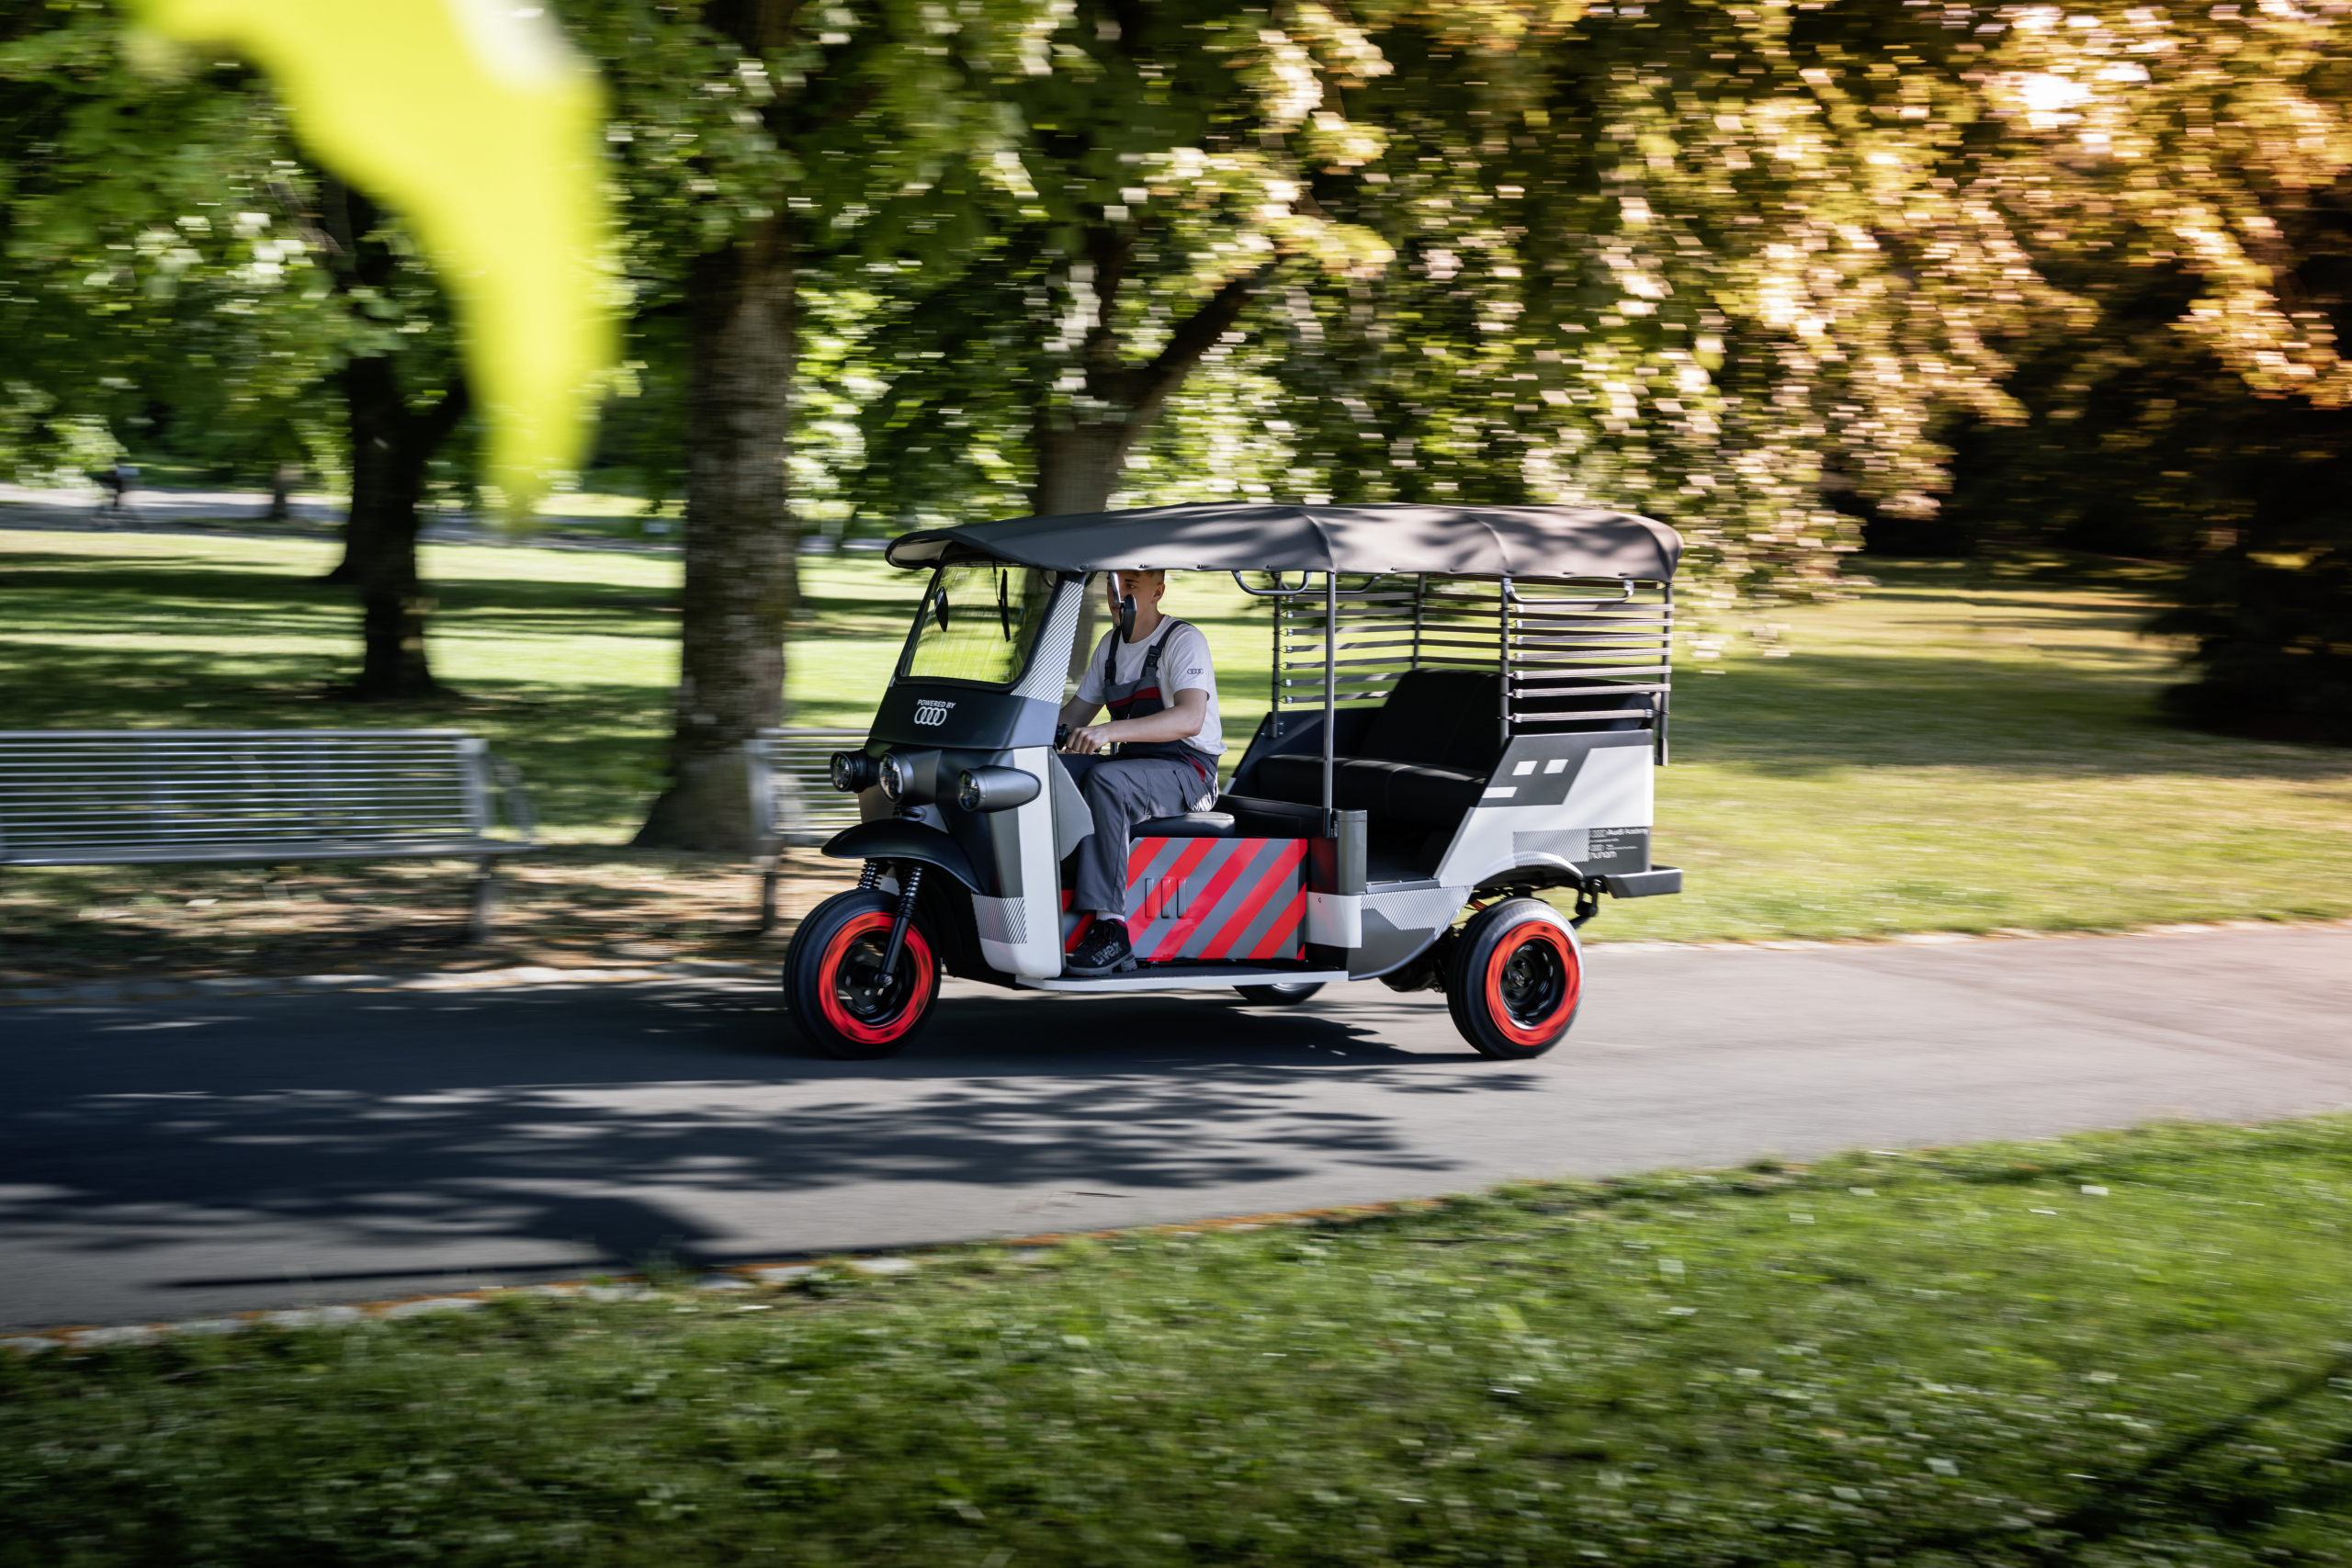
top-left (1065, 620), bottom-right (1216, 918)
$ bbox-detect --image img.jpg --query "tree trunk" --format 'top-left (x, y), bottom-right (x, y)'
top-left (633, 219), bottom-right (798, 852)
top-left (1036, 258), bottom-right (1270, 683)
top-left (1031, 421), bottom-right (1137, 517)
top-left (334, 357), bottom-right (467, 700)
top-left (317, 375), bottom-right (386, 589)
top-left (267, 462), bottom-right (296, 523)
top-left (1034, 422), bottom-right (1137, 685)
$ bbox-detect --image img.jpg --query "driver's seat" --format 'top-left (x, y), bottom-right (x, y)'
top-left (1130, 810), bottom-right (1234, 839)
top-left (1130, 794), bottom-right (1327, 840)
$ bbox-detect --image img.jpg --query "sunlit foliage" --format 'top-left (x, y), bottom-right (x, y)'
top-left (0, 7), bottom-right (342, 484)
top-left (131, 0), bottom-right (615, 509)
top-left (6, 0), bottom-right (2352, 725)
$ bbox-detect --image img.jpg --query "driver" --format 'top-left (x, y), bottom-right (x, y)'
top-left (1057, 568), bottom-right (1224, 976)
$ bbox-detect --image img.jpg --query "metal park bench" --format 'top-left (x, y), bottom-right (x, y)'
top-left (0, 729), bottom-right (536, 941)
top-left (744, 727), bottom-right (866, 929)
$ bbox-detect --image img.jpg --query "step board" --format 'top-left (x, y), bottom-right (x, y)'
top-left (1015, 967), bottom-right (1351, 995)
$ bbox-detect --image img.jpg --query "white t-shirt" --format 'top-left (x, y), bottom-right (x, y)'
top-left (1076, 618), bottom-right (1225, 759)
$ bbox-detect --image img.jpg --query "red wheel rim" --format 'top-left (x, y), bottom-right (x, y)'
top-left (817, 911), bottom-right (935, 1045)
top-left (1483, 921), bottom-right (1579, 1046)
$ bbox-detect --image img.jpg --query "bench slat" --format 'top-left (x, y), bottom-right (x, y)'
top-left (0, 729), bottom-right (531, 867)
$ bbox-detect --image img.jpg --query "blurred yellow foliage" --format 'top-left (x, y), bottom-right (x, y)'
top-left (130, 0), bottom-right (614, 515)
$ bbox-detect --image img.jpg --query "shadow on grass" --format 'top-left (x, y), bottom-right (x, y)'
top-left (4, 551), bottom-right (694, 645)
top-left (1858, 1349), bottom-right (2352, 1564)
top-left (0, 843), bottom-right (786, 982)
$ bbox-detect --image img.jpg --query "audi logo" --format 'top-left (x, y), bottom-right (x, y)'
top-left (912, 699), bottom-right (956, 728)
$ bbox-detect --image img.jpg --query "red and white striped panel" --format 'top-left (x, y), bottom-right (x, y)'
top-left (1060, 837), bottom-right (1307, 963)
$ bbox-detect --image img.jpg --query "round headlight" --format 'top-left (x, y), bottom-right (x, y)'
top-left (878, 752), bottom-right (907, 802)
top-left (953, 765), bottom-right (1042, 814)
top-left (828, 750), bottom-right (874, 793)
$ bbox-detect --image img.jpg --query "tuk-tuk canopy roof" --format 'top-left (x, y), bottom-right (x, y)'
top-left (883, 502), bottom-right (1681, 582)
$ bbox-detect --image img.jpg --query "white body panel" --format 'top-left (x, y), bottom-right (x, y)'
top-left (977, 744), bottom-right (1067, 978)
top-left (1306, 891), bottom-right (1362, 948)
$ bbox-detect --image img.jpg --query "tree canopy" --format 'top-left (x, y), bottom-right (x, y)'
top-left (6, 0), bottom-right (2349, 739)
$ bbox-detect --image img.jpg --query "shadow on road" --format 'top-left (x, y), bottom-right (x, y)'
top-left (1, 980), bottom-right (1526, 1292)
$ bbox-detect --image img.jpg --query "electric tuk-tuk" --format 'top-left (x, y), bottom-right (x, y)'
top-left (782, 502), bottom-right (1683, 1059)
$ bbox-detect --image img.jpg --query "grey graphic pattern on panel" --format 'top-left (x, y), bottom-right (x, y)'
top-left (1435, 730), bottom-right (1654, 890)
top-left (1013, 578), bottom-right (1084, 704)
top-left (1510, 827), bottom-right (1650, 874)
top-left (973, 895), bottom-right (1026, 946)
top-left (1474, 748), bottom-right (1589, 807)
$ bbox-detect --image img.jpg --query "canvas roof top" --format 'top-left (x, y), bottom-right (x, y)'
top-left (883, 501), bottom-right (1682, 581)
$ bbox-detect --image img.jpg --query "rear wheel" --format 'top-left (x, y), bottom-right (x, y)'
top-left (1445, 897), bottom-right (1581, 1060)
top-left (1234, 981), bottom-right (1325, 1007)
top-left (783, 889), bottom-right (942, 1059)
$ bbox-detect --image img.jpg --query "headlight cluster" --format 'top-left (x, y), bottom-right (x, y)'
top-left (830, 749), bottom-right (1037, 814)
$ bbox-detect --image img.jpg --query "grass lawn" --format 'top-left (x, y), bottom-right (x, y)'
top-left (2, 529), bottom-right (2348, 975)
top-left (7, 1116), bottom-right (2352, 1565)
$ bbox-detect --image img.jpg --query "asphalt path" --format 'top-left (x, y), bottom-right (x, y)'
top-left (5, 924), bottom-right (2348, 1331)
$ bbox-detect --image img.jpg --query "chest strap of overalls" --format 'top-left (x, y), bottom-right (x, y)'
top-left (1105, 622), bottom-right (1210, 781)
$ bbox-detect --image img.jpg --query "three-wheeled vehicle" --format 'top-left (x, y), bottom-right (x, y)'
top-left (782, 502), bottom-right (1683, 1060)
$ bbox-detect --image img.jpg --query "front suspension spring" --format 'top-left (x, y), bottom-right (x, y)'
top-left (877, 863), bottom-right (924, 982)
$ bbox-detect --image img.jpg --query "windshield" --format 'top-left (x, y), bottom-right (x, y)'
top-left (900, 563), bottom-right (1058, 688)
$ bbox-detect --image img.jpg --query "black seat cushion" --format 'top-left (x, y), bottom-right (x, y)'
top-left (1216, 795), bottom-right (1326, 839)
top-left (1130, 811), bottom-right (1235, 840)
top-left (1359, 669), bottom-right (1504, 773)
top-left (1384, 761), bottom-right (1487, 822)
top-left (1250, 670), bottom-right (1503, 827)
top-left (1252, 754), bottom-right (1487, 826)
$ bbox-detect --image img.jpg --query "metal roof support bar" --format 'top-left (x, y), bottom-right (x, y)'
top-left (1323, 571), bottom-right (1338, 828)
top-left (1498, 574), bottom-right (1513, 750)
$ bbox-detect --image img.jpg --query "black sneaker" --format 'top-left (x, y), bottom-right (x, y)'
top-left (1066, 919), bottom-right (1136, 976)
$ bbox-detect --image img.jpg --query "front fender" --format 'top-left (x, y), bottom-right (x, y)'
top-left (820, 818), bottom-right (985, 893)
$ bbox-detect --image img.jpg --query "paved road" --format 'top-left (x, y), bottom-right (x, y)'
top-left (5, 925), bottom-right (2348, 1330)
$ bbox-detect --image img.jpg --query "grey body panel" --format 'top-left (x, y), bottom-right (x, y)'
top-left (1436, 729), bottom-right (1655, 890)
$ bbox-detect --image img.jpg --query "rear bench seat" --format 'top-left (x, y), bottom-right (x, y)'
top-left (1255, 669), bottom-right (1502, 827)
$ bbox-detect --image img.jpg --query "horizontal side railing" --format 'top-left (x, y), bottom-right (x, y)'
top-left (1260, 577), bottom-right (1673, 761)
top-left (1504, 582), bottom-right (1673, 751)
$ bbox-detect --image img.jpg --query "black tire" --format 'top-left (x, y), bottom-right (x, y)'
top-left (1444, 897), bottom-right (1582, 1060)
top-left (782, 888), bottom-right (943, 1059)
top-left (1233, 981), bottom-right (1326, 1007)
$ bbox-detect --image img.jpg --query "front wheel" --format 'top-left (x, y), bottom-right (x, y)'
top-left (1445, 897), bottom-right (1581, 1060)
top-left (1234, 981), bottom-right (1325, 1007)
top-left (783, 889), bottom-right (942, 1059)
